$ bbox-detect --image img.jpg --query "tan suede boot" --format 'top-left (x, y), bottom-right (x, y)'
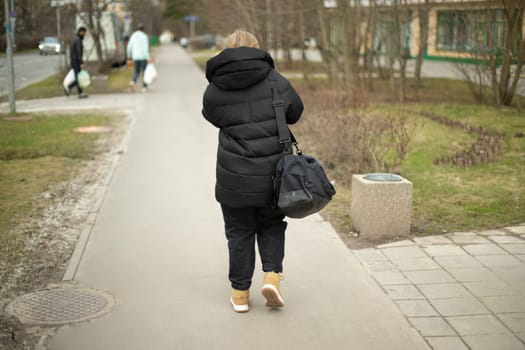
top-left (230, 289), bottom-right (249, 313)
top-left (261, 272), bottom-right (284, 308)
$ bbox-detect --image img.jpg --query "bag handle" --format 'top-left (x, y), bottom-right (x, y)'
top-left (268, 71), bottom-right (300, 154)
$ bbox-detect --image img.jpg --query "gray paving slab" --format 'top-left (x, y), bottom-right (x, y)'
top-left (490, 266), bottom-right (525, 293)
top-left (377, 239), bottom-right (415, 248)
top-left (476, 255), bottom-right (523, 268)
top-left (434, 255), bottom-right (483, 269)
top-left (446, 315), bottom-right (510, 335)
top-left (429, 297), bottom-right (490, 316)
top-left (489, 235), bottom-right (525, 244)
top-left (463, 280), bottom-right (517, 297)
top-left (463, 334), bottom-right (525, 350)
top-left (498, 313), bottom-right (525, 334)
top-left (354, 249), bottom-right (397, 272)
top-left (425, 337), bottom-right (469, 350)
top-left (505, 226), bottom-right (525, 235)
top-left (463, 244), bottom-right (508, 256)
top-left (353, 248), bottom-right (389, 262)
top-left (390, 257), bottom-right (441, 271)
top-left (424, 245), bottom-right (467, 257)
top-left (47, 46), bottom-right (429, 350)
top-left (447, 267), bottom-right (499, 282)
top-left (448, 233), bottom-right (490, 245)
top-left (418, 283), bottom-right (472, 299)
top-left (405, 269), bottom-right (455, 284)
top-left (408, 317), bottom-right (456, 336)
top-left (384, 285), bottom-right (425, 300)
top-left (481, 296), bottom-right (525, 313)
top-left (501, 244), bottom-right (525, 255)
top-left (361, 259), bottom-right (398, 272)
top-left (372, 270), bottom-right (411, 285)
top-left (413, 235), bottom-right (452, 245)
top-left (382, 246), bottom-right (427, 260)
top-left (478, 229), bottom-right (509, 236)
top-left (396, 300), bottom-right (439, 317)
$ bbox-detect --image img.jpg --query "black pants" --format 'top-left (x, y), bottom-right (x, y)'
top-left (221, 204), bottom-right (287, 291)
top-left (132, 60), bottom-right (148, 87)
top-left (67, 62), bottom-right (83, 94)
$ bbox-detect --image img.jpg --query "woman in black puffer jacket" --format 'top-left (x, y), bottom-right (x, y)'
top-left (202, 30), bottom-right (303, 313)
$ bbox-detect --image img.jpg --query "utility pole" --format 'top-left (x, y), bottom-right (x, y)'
top-left (4, 0), bottom-right (16, 114)
top-left (9, 0), bottom-right (15, 49)
top-left (56, 4), bottom-right (62, 70)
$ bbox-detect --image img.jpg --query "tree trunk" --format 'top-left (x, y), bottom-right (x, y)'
top-left (414, 0), bottom-right (429, 89)
top-left (341, 0), bottom-right (352, 87)
top-left (499, 0), bottom-right (525, 106)
top-left (316, 0), bottom-right (336, 81)
top-left (299, 5), bottom-right (309, 81)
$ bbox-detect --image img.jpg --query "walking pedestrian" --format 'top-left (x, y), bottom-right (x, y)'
top-left (202, 30), bottom-right (304, 313)
top-left (127, 23), bottom-right (151, 92)
top-left (65, 27), bottom-right (88, 99)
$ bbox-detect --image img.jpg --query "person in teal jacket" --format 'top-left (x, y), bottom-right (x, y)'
top-left (127, 23), bottom-right (151, 92)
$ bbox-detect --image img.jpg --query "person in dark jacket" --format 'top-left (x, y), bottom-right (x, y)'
top-left (202, 30), bottom-right (303, 313)
top-left (65, 27), bottom-right (88, 99)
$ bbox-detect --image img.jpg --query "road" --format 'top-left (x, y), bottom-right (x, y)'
top-left (0, 51), bottom-right (61, 96)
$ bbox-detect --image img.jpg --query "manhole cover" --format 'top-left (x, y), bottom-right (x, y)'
top-left (7, 288), bottom-right (114, 325)
top-left (73, 126), bottom-right (113, 133)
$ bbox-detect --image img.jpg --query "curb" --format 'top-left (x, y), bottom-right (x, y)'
top-left (62, 106), bottom-right (139, 281)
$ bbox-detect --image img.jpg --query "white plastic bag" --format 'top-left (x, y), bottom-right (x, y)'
top-left (63, 69), bottom-right (75, 89)
top-left (77, 70), bottom-right (91, 89)
top-left (143, 63), bottom-right (157, 85)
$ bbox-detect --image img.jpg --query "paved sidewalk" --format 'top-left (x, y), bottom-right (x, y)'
top-left (355, 226), bottom-right (525, 350)
top-left (39, 45), bottom-right (429, 349)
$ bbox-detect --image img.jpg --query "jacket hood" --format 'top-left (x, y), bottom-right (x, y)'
top-left (205, 47), bottom-right (274, 90)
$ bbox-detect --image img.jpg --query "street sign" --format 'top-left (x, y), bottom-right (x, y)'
top-left (184, 15), bottom-right (200, 22)
top-left (51, 0), bottom-right (75, 7)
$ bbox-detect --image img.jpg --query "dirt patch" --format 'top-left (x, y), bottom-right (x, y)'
top-left (0, 111), bottom-right (129, 350)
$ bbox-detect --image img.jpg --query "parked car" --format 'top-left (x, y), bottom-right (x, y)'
top-left (179, 37), bottom-right (189, 48)
top-left (38, 36), bottom-right (63, 55)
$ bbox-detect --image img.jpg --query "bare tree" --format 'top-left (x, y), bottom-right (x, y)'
top-left (414, 0), bottom-right (430, 89)
top-left (78, 0), bottom-right (115, 73)
top-left (497, 0), bottom-right (525, 106)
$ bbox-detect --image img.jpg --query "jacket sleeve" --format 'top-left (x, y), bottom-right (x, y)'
top-left (202, 86), bottom-right (221, 128)
top-left (281, 80), bottom-right (304, 125)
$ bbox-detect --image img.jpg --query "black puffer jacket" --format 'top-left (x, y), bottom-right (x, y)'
top-left (202, 47), bottom-right (304, 208)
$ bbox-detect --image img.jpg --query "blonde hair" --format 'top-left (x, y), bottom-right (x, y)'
top-left (224, 30), bottom-right (260, 49)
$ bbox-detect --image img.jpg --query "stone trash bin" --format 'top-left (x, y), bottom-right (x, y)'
top-left (350, 173), bottom-right (412, 240)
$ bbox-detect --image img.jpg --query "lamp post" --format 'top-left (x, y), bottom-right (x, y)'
top-left (4, 0), bottom-right (16, 114)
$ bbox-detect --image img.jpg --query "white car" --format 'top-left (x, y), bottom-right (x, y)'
top-left (39, 36), bottom-right (63, 55)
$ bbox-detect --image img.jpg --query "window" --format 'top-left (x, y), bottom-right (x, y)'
top-left (436, 9), bottom-right (509, 52)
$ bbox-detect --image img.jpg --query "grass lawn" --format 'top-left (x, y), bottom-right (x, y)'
top-left (2, 65), bottom-right (135, 103)
top-left (388, 104), bottom-right (523, 234)
top-left (0, 113), bottom-right (110, 269)
top-left (313, 102), bottom-right (524, 237)
top-left (191, 50), bottom-right (525, 238)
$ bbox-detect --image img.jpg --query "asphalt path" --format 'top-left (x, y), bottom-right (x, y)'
top-left (45, 45), bottom-right (428, 350)
top-left (0, 51), bottom-right (61, 95)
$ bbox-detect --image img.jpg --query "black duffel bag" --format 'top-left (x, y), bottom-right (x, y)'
top-left (269, 73), bottom-right (336, 218)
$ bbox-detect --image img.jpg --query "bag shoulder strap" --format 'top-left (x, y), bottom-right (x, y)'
top-left (268, 70), bottom-right (292, 146)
